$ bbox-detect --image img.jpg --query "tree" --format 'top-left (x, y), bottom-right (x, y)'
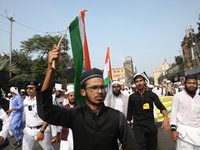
top-left (0, 55), bottom-right (20, 89)
top-left (21, 34), bottom-right (69, 59)
top-left (20, 34), bottom-right (74, 84)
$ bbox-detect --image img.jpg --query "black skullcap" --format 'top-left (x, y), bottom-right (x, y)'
top-left (185, 74), bottom-right (197, 81)
top-left (80, 68), bottom-right (103, 85)
top-left (26, 80), bottom-right (39, 87)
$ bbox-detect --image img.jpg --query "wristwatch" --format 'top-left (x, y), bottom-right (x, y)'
top-left (40, 130), bottom-right (45, 134)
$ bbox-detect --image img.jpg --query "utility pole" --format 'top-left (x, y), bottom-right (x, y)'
top-left (5, 10), bottom-right (15, 78)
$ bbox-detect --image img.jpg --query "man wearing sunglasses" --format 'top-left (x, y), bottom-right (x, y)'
top-left (23, 80), bottom-right (54, 150)
top-left (36, 45), bottom-right (139, 150)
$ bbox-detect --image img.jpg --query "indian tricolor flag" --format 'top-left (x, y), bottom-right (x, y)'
top-left (69, 10), bottom-right (91, 107)
top-left (103, 47), bottom-right (112, 105)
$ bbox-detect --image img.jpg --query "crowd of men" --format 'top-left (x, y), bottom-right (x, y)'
top-left (0, 45), bottom-right (199, 150)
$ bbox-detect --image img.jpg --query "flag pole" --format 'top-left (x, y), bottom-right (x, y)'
top-left (52, 24), bottom-right (70, 69)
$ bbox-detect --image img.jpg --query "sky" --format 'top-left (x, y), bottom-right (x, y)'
top-left (0, 0), bottom-right (200, 77)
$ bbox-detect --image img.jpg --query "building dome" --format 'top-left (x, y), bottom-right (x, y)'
top-left (162, 61), bottom-right (169, 65)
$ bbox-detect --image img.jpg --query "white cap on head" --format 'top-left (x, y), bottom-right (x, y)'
top-left (148, 84), bottom-right (154, 88)
top-left (166, 80), bottom-right (171, 84)
top-left (10, 87), bottom-right (19, 95)
top-left (20, 89), bottom-right (25, 92)
top-left (133, 72), bottom-right (149, 85)
top-left (65, 89), bottom-right (74, 95)
top-left (112, 81), bottom-right (121, 86)
top-left (67, 85), bottom-right (74, 90)
top-left (131, 84), bottom-right (136, 88)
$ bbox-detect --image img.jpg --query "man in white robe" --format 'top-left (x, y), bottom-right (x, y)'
top-left (170, 74), bottom-right (200, 149)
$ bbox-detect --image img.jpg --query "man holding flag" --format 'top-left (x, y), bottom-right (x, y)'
top-left (36, 45), bottom-right (139, 150)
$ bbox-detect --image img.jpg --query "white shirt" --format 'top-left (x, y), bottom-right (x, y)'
top-left (114, 95), bottom-right (124, 114)
top-left (24, 96), bottom-right (44, 127)
top-left (152, 88), bottom-right (162, 96)
top-left (170, 89), bottom-right (200, 128)
top-left (121, 90), bottom-right (129, 96)
top-left (0, 108), bottom-right (10, 140)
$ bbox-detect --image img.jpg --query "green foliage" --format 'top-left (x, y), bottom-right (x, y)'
top-left (8, 74), bottom-right (33, 90)
top-left (0, 56), bottom-right (20, 89)
top-left (1, 34), bottom-right (74, 90)
top-left (21, 34), bottom-right (69, 59)
top-left (148, 77), bottom-right (154, 85)
top-left (175, 55), bottom-right (183, 65)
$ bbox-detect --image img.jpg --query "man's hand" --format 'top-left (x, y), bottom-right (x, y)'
top-left (55, 135), bottom-right (61, 144)
top-left (171, 131), bottom-right (178, 142)
top-left (48, 45), bottom-right (62, 69)
top-left (6, 109), bottom-right (13, 116)
top-left (161, 117), bottom-right (170, 133)
top-left (35, 132), bottom-right (44, 141)
top-left (0, 136), bottom-right (4, 145)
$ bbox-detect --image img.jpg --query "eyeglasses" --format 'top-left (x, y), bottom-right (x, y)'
top-left (26, 87), bottom-right (34, 90)
top-left (85, 85), bottom-right (106, 93)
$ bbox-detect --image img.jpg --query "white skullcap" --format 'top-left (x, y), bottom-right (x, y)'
top-left (7, 93), bottom-right (11, 96)
top-left (148, 84), bottom-right (154, 88)
top-left (112, 81), bottom-right (121, 86)
top-left (131, 84), bottom-right (136, 88)
top-left (20, 89), bottom-right (25, 92)
top-left (10, 87), bottom-right (19, 95)
top-left (133, 73), bottom-right (149, 85)
top-left (65, 89), bottom-right (74, 95)
top-left (166, 80), bottom-right (171, 83)
top-left (67, 85), bottom-right (74, 90)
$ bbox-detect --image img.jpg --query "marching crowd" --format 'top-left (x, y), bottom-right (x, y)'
top-left (0, 45), bottom-right (199, 150)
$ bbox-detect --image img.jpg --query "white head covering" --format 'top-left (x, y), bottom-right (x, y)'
top-left (112, 81), bottom-right (121, 86)
top-left (10, 87), bottom-right (19, 95)
top-left (131, 84), bottom-right (136, 88)
top-left (133, 72), bottom-right (149, 85)
top-left (67, 85), bottom-right (74, 90)
top-left (166, 80), bottom-right (171, 84)
top-left (65, 89), bottom-right (74, 95)
top-left (148, 84), bottom-right (154, 88)
top-left (20, 89), bottom-right (25, 92)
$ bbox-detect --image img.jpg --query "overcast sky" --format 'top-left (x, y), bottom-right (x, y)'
top-left (1, 0), bottom-right (200, 77)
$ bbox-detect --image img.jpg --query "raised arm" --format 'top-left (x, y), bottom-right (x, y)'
top-left (41, 45), bottom-right (62, 91)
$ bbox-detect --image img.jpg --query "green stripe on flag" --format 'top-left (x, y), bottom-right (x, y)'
top-left (69, 16), bottom-right (86, 107)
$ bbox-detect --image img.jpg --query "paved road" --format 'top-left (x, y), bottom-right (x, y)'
top-left (4, 122), bottom-right (175, 150)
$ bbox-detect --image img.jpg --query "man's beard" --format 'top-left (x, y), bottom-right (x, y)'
top-left (113, 91), bottom-right (121, 97)
top-left (85, 93), bottom-right (105, 106)
top-left (56, 94), bottom-right (60, 98)
top-left (69, 101), bottom-right (76, 105)
top-left (185, 86), bottom-right (197, 96)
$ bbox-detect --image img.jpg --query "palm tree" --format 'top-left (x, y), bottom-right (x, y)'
top-left (0, 56), bottom-right (20, 88)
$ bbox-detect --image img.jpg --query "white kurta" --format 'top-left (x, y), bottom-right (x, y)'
top-left (170, 89), bottom-right (200, 148)
top-left (170, 89), bottom-right (200, 127)
top-left (0, 108), bottom-right (10, 140)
